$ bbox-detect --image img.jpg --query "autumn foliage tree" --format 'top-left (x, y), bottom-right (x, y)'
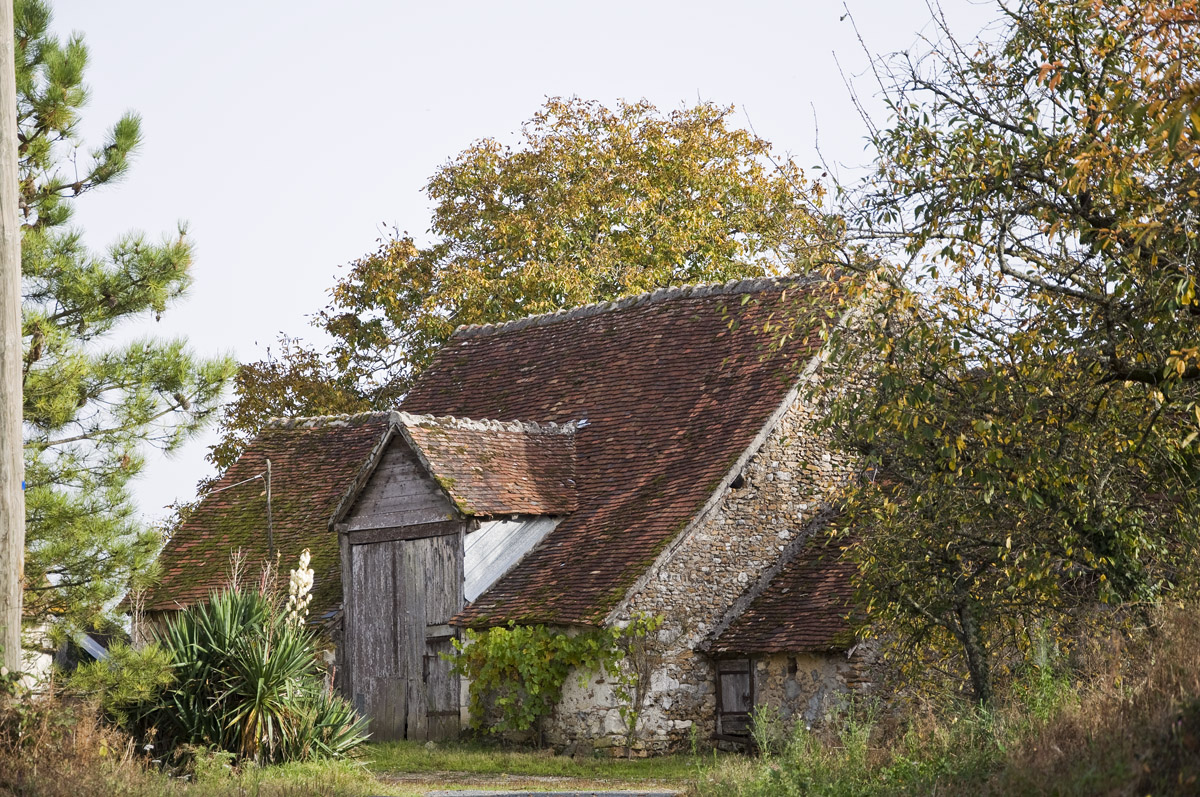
top-left (824, 0), bottom-right (1200, 704)
top-left (212, 97), bottom-right (837, 468)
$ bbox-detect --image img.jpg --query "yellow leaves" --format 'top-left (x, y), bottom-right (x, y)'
top-left (1037, 60), bottom-right (1067, 92)
top-left (1179, 279), bottom-right (1198, 307)
top-left (1168, 352), bottom-right (1194, 378)
top-left (1180, 403), bottom-right (1200, 448)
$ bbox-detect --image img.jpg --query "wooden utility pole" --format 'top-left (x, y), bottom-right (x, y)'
top-left (0, 0), bottom-right (23, 674)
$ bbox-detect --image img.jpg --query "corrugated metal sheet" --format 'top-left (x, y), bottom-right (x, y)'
top-left (464, 516), bottom-right (559, 603)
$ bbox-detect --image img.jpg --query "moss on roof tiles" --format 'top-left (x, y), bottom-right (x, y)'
top-left (401, 414), bottom-right (577, 516)
top-left (145, 413), bottom-right (394, 615)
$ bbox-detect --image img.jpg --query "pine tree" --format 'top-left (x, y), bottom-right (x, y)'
top-left (16, 0), bottom-right (234, 632)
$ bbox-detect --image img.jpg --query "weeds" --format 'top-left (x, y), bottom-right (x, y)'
top-left (0, 697), bottom-right (401, 796)
top-left (697, 604), bottom-right (1200, 796)
top-left (0, 698), bottom-right (147, 796)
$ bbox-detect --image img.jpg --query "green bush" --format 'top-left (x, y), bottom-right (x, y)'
top-left (147, 588), bottom-right (368, 764)
top-left (451, 623), bottom-right (617, 736)
top-left (67, 641), bottom-right (175, 730)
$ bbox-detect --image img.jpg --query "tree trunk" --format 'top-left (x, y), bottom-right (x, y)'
top-left (956, 600), bottom-right (993, 706)
top-left (0, 0), bottom-right (22, 675)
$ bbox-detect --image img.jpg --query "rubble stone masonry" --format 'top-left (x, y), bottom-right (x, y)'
top-left (545, 368), bottom-right (862, 753)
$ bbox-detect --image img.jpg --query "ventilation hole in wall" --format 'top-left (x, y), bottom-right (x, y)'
top-left (730, 473), bottom-right (746, 490)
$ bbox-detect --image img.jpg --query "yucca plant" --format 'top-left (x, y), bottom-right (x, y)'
top-left (222, 617), bottom-right (315, 760)
top-left (148, 580), bottom-right (367, 764)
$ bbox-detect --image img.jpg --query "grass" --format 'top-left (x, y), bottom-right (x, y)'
top-left (367, 737), bottom-right (718, 782)
top-left (192, 742), bottom-right (720, 796)
top-left (161, 759), bottom-right (407, 796)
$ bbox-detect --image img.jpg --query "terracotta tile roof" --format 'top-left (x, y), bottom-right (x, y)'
top-left (143, 412), bottom-right (395, 616)
top-left (708, 534), bottom-right (856, 654)
top-left (398, 413), bottom-right (577, 516)
top-left (401, 275), bottom-right (841, 627)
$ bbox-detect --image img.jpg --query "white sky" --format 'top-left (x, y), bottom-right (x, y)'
top-left (51, 0), bottom-right (997, 524)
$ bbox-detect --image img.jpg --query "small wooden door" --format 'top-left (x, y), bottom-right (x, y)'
top-left (423, 634), bottom-right (460, 740)
top-left (715, 657), bottom-right (754, 740)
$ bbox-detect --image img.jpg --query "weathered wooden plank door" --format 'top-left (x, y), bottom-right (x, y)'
top-left (345, 529), bottom-right (465, 741)
top-left (715, 657), bottom-right (755, 741)
top-left (420, 533), bottom-right (464, 741)
top-left (341, 437), bottom-right (465, 741)
top-left (348, 539), bottom-right (406, 739)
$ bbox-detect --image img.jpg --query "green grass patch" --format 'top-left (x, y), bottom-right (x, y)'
top-left (367, 738), bottom-right (725, 783)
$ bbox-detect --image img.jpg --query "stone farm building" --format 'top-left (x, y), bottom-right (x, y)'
top-left (143, 274), bottom-right (874, 752)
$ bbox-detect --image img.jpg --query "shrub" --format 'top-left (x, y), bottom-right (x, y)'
top-left (147, 587), bottom-right (368, 764)
top-left (450, 614), bottom-right (662, 743)
top-left (451, 623), bottom-right (616, 737)
top-left (67, 641), bottom-right (175, 730)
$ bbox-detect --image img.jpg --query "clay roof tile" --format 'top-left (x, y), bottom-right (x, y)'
top-left (402, 274), bottom-right (842, 626)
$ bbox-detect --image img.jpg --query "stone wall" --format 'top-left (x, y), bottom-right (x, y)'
top-left (543, 369), bottom-right (861, 754)
top-left (751, 647), bottom-right (876, 730)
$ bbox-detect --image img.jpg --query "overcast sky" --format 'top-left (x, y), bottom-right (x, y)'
top-left (51, 0), bottom-right (997, 524)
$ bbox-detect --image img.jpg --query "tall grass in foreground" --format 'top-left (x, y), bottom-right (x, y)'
top-left (0, 697), bottom-right (396, 797)
top-left (696, 605), bottom-right (1200, 796)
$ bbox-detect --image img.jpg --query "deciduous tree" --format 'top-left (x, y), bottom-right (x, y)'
top-left (213, 97), bottom-right (837, 468)
top-left (826, 0), bottom-right (1200, 703)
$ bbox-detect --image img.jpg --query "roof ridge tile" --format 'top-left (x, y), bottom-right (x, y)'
top-left (396, 411), bottom-right (577, 436)
top-left (264, 411), bottom-right (578, 436)
top-left (264, 411), bottom-right (398, 430)
top-left (452, 273), bottom-right (824, 340)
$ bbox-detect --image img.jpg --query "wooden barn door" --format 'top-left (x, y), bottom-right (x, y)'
top-left (344, 522), bottom-right (464, 741)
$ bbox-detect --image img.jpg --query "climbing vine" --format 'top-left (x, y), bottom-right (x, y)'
top-left (450, 614), bottom-right (662, 739)
top-left (611, 613), bottom-right (664, 749)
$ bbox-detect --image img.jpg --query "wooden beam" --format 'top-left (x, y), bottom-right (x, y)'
top-left (424, 623), bottom-right (456, 641)
top-left (343, 520), bottom-right (463, 546)
top-left (338, 506), bottom-right (456, 533)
